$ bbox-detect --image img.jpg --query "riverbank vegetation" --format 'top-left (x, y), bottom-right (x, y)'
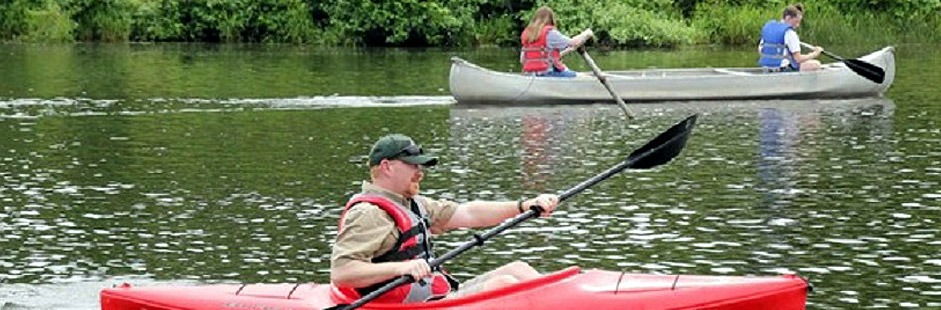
top-left (1, 0), bottom-right (939, 47)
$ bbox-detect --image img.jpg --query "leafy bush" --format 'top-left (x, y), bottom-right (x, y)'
top-left (1, 0), bottom-right (940, 45)
top-left (0, 0), bottom-right (31, 40)
top-left (315, 0), bottom-right (479, 46)
top-left (470, 13), bottom-right (521, 46)
top-left (525, 0), bottom-right (700, 47)
top-left (68, 0), bottom-right (135, 41)
top-left (0, 0), bottom-right (74, 42)
top-left (24, 2), bottom-right (75, 42)
top-left (829, 0), bottom-right (941, 24)
top-left (691, 3), bottom-right (770, 45)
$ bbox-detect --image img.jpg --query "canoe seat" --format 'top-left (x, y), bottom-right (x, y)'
top-left (713, 68), bottom-right (753, 76)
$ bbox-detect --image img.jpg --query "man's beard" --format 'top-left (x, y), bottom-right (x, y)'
top-left (404, 181), bottom-right (420, 198)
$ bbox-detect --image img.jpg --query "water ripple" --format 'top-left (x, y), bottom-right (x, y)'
top-left (0, 96), bottom-right (454, 119)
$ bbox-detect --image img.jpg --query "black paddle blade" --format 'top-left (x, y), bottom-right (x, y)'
top-left (627, 114), bottom-right (697, 169)
top-left (844, 58), bottom-right (886, 84)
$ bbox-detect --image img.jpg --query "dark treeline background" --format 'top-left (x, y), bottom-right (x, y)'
top-left (1, 0), bottom-right (939, 47)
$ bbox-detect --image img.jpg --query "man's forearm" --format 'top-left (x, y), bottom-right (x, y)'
top-left (456, 200), bottom-right (521, 227)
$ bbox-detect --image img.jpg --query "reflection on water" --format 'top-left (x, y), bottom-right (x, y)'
top-left (1, 97), bottom-right (939, 309)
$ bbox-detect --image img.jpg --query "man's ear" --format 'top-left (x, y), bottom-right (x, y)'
top-left (379, 159), bottom-right (393, 173)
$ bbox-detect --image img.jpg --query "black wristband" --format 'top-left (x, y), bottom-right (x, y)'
top-left (517, 200), bottom-right (525, 214)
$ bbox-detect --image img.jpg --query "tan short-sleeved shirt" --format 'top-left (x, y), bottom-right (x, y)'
top-left (331, 181), bottom-right (458, 270)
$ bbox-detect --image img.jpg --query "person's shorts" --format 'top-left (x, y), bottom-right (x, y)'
top-left (762, 66), bottom-right (797, 73)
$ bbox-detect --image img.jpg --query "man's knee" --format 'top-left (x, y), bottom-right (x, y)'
top-left (801, 60), bottom-right (822, 71)
top-left (504, 260), bottom-right (532, 271)
top-left (500, 260), bottom-right (540, 280)
top-left (485, 274), bottom-right (520, 290)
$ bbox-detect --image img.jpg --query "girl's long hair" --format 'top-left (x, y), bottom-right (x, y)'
top-left (524, 6), bottom-right (558, 44)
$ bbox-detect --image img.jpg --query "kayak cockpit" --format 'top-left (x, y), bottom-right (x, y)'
top-left (329, 266), bottom-right (583, 309)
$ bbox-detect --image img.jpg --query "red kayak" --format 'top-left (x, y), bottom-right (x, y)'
top-left (100, 266), bottom-right (809, 310)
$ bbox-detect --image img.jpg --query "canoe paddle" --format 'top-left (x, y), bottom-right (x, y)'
top-left (800, 42), bottom-right (885, 84)
top-left (576, 46), bottom-right (636, 121)
top-left (326, 114), bottom-right (698, 310)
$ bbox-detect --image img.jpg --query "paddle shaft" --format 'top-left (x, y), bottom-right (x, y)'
top-left (577, 47), bottom-right (635, 120)
top-left (799, 42), bottom-right (844, 61)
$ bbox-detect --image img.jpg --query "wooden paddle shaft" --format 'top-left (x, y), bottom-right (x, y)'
top-left (577, 48), bottom-right (635, 120)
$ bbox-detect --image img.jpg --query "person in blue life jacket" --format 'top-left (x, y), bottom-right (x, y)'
top-left (520, 6), bottom-right (594, 78)
top-left (330, 134), bottom-right (560, 304)
top-left (758, 3), bottom-right (823, 72)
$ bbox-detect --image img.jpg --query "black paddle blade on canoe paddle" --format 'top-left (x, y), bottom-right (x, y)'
top-left (843, 57), bottom-right (886, 84)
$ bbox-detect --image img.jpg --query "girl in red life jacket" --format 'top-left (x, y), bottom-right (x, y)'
top-left (520, 6), bottom-right (594, 78)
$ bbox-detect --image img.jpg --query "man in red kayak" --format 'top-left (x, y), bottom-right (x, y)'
top-left (330, 134), bottom-right (560, 303)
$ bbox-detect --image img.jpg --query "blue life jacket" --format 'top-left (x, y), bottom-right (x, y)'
top-left (758, 21), bottom-right (797, 69)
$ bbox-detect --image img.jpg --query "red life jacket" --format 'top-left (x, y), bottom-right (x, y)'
top-left (520, 25), bottom-right (567, 73)
top-left (331, 194), bottom-right (453, 304)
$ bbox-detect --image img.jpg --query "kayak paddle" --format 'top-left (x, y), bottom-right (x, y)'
top-left (327, 114), bottom-right (698, 310)
top-left (800, 42), bottom-right (885, 84)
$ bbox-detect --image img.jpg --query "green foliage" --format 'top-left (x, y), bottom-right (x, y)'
top-left (675, 0), bottom-right (788, 18)
top-left (0, 0), bottom-right (31, 40)
top-left (457, 0), bottom-right (536, 46)
top-left (68, 0), bottom-right (135, 41)
top-left (171, 0), bottom-right (249, 42)
top-left (470, 13), bottom-right (521, 46)
top-left (0, 0), bottom-right (74, 42)
top-left (128, 0), bottom-right (318, 43)
top-left (249, 0), bottom-right (319, 43)
top-left (690, 0), bottom-right (941, 46)
top-left (1, 0), bottom-right (940, 46)
top-left (805, 2), bottom-right (941, 45)
top-left (528, 0), bottom-right (699, 47)
top-left (129, 0), bottom-right (177, 41)
top-left (24, 2), bottom-right (75, 42)
top-left (317, 0), bottom-right (471, 46)
top-left (829, 0), bottom-right (941, 24)
top-left (691, 3), bottom-right (770, 45)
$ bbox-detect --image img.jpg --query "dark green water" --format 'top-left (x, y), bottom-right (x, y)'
top-left (0, 43), bottom-right (939, 309)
